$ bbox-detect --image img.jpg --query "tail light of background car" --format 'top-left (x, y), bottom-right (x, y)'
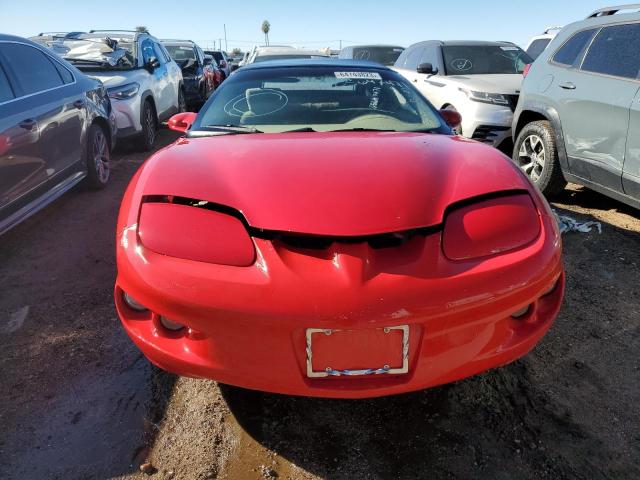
top-left (138, 202), bottom-right (255, 266)
top-left (523, 64), bottom-right (532, 78)
top-left (442, 194), bottom-right (540, 261)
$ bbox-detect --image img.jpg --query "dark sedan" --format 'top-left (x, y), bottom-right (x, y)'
top-left (0, 34), bottom-right (116, 235)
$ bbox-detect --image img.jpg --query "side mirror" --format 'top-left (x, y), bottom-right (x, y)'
top-left (146, 56), bottom-right (160, 72)
top-left (417, 63), bottom-right (437, 75)
top-left (439, 109), bottom-right (462, 130)
top-left (220, 60), bottom-right (227, 68)
top-left (168, 112), bottom-right (197, 133)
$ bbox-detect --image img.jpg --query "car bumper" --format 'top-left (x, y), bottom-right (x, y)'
top-left (111, 96), bottom-right (142, 138)
top-left (460, 101), bottom-right (515, 148)
top-left (115, 200), bottom-right (563, 399)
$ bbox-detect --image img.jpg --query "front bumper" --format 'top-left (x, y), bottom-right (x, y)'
top-left (111, 95), bottom-right (142, 138)
top-left (115, 206), bottom-right (563, 398)
top-left (460, 101), bottom-right (515, 149)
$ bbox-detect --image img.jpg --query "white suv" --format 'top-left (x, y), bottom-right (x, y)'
top-left (57, 30), bottom-right (185, 150)
top-left (525, 26), bottom-right (563, 60)
top-left (393, 40), bottom-right (532, 152)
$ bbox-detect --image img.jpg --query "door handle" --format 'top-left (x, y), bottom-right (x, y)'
top-left (18, 119), bottom-right (37, 130)
top-left (73, 99), bottom-right (85, 109)
top-left (559, 82), bottom-right (576, 90)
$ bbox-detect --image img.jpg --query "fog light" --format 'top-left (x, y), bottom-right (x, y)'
top-left (511, 305), bottom-right (531, 319)
top-left (123, 292), bottom-right (148, 312)
top-left (160, 316), bottom-right (185, 331)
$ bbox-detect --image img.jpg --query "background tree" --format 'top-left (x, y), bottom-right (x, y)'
top-left (261, 20), bottom-right (270, 46)
top-left (135, 26), bottom-right (149, 33)
top-left (231, 47), bottom-right (243, 56)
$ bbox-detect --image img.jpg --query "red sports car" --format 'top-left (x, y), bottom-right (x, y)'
top-left (115, 60), bottom-right (564, 398)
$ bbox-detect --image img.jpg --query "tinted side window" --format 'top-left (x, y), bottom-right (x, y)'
top-left (553, 28), bottom-right (597, 66)
top-left (152, 42), bottom-right (166, 64)
top-left (0, 43), bottom-right (63, 95)
top-left (419, 47), bottom-right (438, 68)
top-left (581, 23), bottom-right (640, 79)
top-left (54, 62), bottom-right (74, 84)
top-left (0, 64), bottom-right (14, 103)
top-left (526, 38), bottom-right (551, 60)
top-left (404, 47), bottom-right (424, 70)
top-left (394, 48), bottom-right (408, 67)
top-left (141, 39), bottom-right (155, 63)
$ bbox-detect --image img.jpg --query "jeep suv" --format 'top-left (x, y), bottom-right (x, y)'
top-left (394, 41), bottom-right (532, 152)
top-left (513, 5), bottom-right (640, 208)
top-left (56, 30), bottom-right (185, 150)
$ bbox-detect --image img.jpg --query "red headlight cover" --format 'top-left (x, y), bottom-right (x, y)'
top-left (442, 194), bottom-right (540, 261)
top-left (138, 203), bottom-right (255, 266)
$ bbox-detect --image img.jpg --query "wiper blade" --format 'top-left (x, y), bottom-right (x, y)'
top-left (64, 57), bottom-right (106, 65)
top-left (199, 125), bottom-right (263, 133)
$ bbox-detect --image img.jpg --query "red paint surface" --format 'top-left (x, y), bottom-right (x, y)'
top-left (115, 131), bottom-right (564, 398)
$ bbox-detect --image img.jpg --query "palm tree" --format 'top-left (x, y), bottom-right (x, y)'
top-left (261, 20), bottom-right (270, 46)
top-left (135, 26), bottom-right (149, 33)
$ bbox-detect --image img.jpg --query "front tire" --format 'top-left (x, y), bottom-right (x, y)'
top-left (513, 120), bottom-right (567, 197)
top-left (85, 124), bottom-right (110, 189)
top-left (178, 88), bottom-right (186, 113)
top-left (136, 100), bottom-right (157, 152)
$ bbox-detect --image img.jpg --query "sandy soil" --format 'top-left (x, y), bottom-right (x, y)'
top-left (0, 131), bottom-right (638, 480)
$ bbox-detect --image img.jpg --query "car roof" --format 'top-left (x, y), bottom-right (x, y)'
top-left (162, 39), bottom-right (195, 46)
top-left (240, 58), bottom-right (390, 71)
top-left (345, 44), bottom-right (404, 49)
top-left (0, 33), bottom-right (36, 43)
top-left (409, 40), bottom-right (518, 48)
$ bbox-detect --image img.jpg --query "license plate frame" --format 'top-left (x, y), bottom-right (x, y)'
top-left (305, 325), bottom-right (409, 378)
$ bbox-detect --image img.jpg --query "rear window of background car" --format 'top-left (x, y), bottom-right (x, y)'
top-left (552, 28), bottom-right (597, 66)
top-left (526, 38), bottom-right (551, 60)
top-left (0, 43), bottom-right (64, 95)
top-left (581, 23), bottom-right (640, 79)
top-left (0, 64), bottom-right (14, 102)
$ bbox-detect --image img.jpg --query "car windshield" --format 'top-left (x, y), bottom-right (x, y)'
top-left (58, 34), bottom-right (137, 70)
top-left (351, 47), bottom-right (404, 66)
top-left (165, 44), bottom-right (196, 61)
top-left (193, 66), bottom-right (445, 134)
top-left (443, 45), bottom-right (532, 75)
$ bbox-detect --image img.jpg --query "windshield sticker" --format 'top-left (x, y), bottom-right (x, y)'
top-left (500, 46), bottom-right (519, 51)
top-left (334, 71), bottom-right (382, 80)
top-left (223, 89), bottom-right (289, 117)
top-left (450, 58), bottom-right (473, 71)
top-left (178, 46), bottom-right (192, 50)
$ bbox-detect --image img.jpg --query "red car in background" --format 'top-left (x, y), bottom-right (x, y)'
top-left (203, 54), bottom-right (222, 90)
top-left (115, 60), bottom-right (564, 398)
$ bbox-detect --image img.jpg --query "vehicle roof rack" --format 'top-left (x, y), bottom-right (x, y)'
top-left (543, 26), bottom-right (564, 34)
top-left (89, 29), bottom-right (139, 33)
top-left (161, 38), bottom-right (194, 43)
top-left (587, 4), bottom-right (640, 17)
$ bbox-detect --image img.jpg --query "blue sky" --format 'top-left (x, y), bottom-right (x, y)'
top-left (0, 0), bottom-right (609, 51)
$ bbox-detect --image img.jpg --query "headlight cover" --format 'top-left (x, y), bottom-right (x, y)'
top-left (138, 202), bottom-right (255, 266)
top-left (442, 194), bottom-right (540, 261)
top-left (459, 88), bottom-right (510, 106)
top-left (107, 82), bottom-right (140, 100)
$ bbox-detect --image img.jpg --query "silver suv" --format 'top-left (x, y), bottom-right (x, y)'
top-left (513, 5), bottom-right (640, 208)
top-left (43, 30), bottom-right (185, 151)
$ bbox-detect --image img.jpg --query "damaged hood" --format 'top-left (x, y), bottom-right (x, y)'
top-left (136, 131), bottom-right (531, 236)
top-left (445, 74), bottom-right (523, 94)
top-left (60, 38), bottom-right (132, 68)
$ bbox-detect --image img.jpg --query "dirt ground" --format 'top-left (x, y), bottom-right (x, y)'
top-left (0, 128), bottom-right (639, 480)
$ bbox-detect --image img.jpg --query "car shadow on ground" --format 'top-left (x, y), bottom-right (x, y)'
top-left (218, 359), bottom-right (616, 480)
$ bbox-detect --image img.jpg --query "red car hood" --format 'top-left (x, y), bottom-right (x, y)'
top-left (137, 132), bottom-right (530, 236)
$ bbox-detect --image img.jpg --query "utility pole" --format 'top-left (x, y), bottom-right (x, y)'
top-left (219, 38), bottom-right (223, 51)
top-left (224, 24), bottom-right (228, 52)
top-left (339, 39), bottom-right (342, 50)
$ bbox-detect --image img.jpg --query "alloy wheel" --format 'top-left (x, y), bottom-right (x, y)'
top-left (145, 106), bottom-right (155, 146)
top-left (92, 129), bottom-right (110, 183)
top-left (518, 134), bottom-right (546, 182)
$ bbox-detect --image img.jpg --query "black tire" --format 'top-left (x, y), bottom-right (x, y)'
top-left (513, 120), bottom-right (567, 197)
top-left (178, 88), bottom-right (187, 113)
top-left (85, 123), bottom-right (110, 189)
top-left (136, 100), bottom-right (157, 152)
